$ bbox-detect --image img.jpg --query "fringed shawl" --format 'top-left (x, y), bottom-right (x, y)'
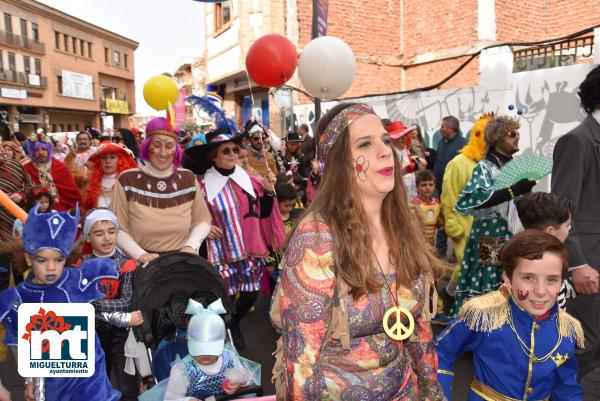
top-left (118, 168), bottom-right (196, 209)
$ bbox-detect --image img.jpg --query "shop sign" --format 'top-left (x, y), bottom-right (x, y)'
top-left (1, 87), bottom-right (27, 99)
top-left (105, 99), bottom-right (129, 114)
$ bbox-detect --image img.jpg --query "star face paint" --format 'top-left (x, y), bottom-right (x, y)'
top-left (517, 289), bottom-right (529, 301)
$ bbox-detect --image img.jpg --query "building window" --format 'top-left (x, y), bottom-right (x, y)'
top-left (72, 37), bottom-right (77, 54)
top-left (104, 47), bottom-right (109, 63)
top-left (67, 124), bottom-right (72, 132)
top-left (58, 75), bottom-right (63, 94)
top-left (124, 54), bottom-right (128, 68)
top-left (88, 42), bottom-right (92, 58)
top-left (8, 52), bottom-right (15, 71)
top-left (23, 55), bottom-right (30, 73)
top-left (214, 1), bottom-right (231, 31)
top-left (4, 13), bottom-right (12, 33)
top-left (63, 34), bottom-right (69, 52)
top-left (54, 31), bottom-right (60, 49)
top-left (34, 58), bottom-right (40, 75)
top-left (80, 39), bottom-right (85, 56)
top-left (0, 50), bottom-right (3, 72)
top-left (113, 50), bottom-right (120, 66)
top-left (32, 22), bottom-right (38, 41)
top-left (101, 86), bottom-right (117, 100)
top-left (20, 18), bottom-right (27, 38)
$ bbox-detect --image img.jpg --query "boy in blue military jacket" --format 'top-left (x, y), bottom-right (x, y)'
top-left (0, 205), bottom-right (120, 401)
top-left (435, 229), bottom-right (584, 401)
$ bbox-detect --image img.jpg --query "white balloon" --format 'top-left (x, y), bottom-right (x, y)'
top-left (298, 36), bottom-right (356, 101)
top-left (272, 88), bottom-right (293, 110)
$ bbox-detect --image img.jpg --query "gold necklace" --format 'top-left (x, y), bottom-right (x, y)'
top-left (372, 250), bottom-right (415, 341)
top-left (507, 308), bottom-right (562, 363)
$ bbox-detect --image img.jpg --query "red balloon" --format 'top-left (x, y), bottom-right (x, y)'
top-left (245, 34), bottom-right (297, 87)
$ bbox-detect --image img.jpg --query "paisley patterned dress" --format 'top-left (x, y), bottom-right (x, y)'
top-left (276, 220), bottom-right (444, 401)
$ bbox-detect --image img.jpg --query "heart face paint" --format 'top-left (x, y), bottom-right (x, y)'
top-left (517, 289), bottom-right (529, 301)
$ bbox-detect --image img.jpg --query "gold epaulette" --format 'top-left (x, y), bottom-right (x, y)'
top-left (558, 310), bottom-right (585, 349)
top-left (459, 286), bottom-right (511, 332)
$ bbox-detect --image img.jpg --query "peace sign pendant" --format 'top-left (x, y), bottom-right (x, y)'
top-left (383, 306), bottom-right (415, 341)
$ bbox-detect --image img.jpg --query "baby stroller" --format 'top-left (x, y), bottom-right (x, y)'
top-left (132, 252), bottom-right (264, 400)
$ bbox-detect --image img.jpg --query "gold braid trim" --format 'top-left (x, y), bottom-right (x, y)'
top-left (558, 310), bottom-right (585, 349)
top-left (459, 286), bottom-right (511, 332)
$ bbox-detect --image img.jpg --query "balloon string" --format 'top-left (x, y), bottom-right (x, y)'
top-left (244, 70), bottom-right (257, 114)
top-left (256, 132), bottom-right (277, 196)
top-left (245, 69), bottom-right (277, 196)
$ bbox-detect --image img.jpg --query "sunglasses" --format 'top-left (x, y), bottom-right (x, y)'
top-left (220, 146), bottom-right (240, 155)
top-left (507, 131), bottom-right (520, 138)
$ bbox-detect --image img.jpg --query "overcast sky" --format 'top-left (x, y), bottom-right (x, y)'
top-left (38, 0), bottom-right (205, 116)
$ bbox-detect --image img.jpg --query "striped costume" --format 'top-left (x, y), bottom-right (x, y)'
top-left (204, 178), bottom-right (264, 294)
top-left (200, 166), bottom-right (284, 295)
top-left (0, 159), bottom-right (31, 238)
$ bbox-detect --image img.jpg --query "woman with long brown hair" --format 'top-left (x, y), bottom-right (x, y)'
top-left (272, 103), bottom-right (444, 400)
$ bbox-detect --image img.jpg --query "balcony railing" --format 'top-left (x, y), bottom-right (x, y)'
top-left (513, 35), bottom-right (594, 73)
top-left (0, 30), bottom-right (45, 55)
top-left (0, 70), bottom-right (48, 88)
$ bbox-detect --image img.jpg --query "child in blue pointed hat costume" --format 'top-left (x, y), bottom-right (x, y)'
top-left (0, 205), bottom-right (121, 401)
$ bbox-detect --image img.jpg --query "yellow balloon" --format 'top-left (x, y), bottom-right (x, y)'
top-left (143, 75), bottom-right (179, 111)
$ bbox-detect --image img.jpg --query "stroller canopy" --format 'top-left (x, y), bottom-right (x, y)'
top-left (132, 252), bottom-right (233, 348)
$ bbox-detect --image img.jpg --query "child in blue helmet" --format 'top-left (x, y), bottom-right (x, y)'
top-left (0, 205), bottom-right (120, 401)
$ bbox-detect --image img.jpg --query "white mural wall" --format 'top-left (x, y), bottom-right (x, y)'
top-left (292, 61), bottom-right (596, 191)
top-left (294, 62), bottom-right (594, 151)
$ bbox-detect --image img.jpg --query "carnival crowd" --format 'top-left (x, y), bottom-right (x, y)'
top-left (0, 65), bottom-right (599, 401)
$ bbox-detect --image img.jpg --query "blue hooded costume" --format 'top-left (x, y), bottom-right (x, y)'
top-left (0, 206), bottom-right (121, 401)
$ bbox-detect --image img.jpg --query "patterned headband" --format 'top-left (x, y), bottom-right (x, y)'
top-left (147, 129), bottom-right (179, 140)
top-left (319, 104), bottom-right (376, 165)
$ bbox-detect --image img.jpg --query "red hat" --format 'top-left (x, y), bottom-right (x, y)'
top-left (89, 141), bottom-right (136, 164)
top-left (386, 121), bottom-right (417, 139)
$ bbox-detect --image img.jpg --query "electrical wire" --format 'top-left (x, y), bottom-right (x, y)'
top-left (282, 24), bottom-right (600, 102)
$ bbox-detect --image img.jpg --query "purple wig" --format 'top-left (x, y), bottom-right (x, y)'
top-left (30, 140), bottom-right (53, 161)
top-left (140, 117), bottom-right (183, 170)
top-left (145, 117), bottom-right (180, 137)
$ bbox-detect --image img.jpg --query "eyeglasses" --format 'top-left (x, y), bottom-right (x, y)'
top-left (220, 146), bottom-right (240, 155)
top-left (507, 131), bottom-right (520, 138)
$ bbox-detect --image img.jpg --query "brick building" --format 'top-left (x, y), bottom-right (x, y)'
top-left (294, 0), bottom-right (599, 96)
top-left (200, 0), bottom-right (289, 134)
top-left (198, 1), bottom-right (598, 134)
top-left (0, 0), bottom-right (137, 137)
top-left (173, 56), bottom-right (212, 130)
